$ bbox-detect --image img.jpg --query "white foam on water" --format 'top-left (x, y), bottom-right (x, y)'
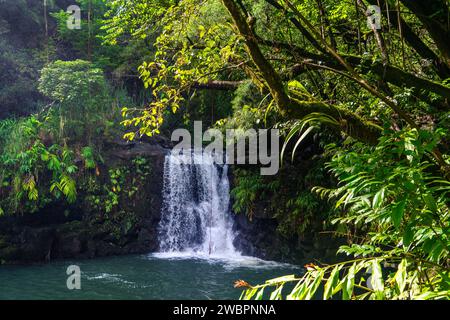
top-left (156, 149), bottom-right (298, 270)
top-left (149, 251), bottom-right (296, 270)
top-left (158, 150), bottom-right (237, 256)
top-left (86, 273), bottom-right (136, 286)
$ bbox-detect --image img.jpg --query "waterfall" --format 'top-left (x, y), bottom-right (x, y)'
top-left (158, 149), bottom-right (238, 256)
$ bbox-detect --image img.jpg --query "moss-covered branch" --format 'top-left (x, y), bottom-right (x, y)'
top-left (222, 0), bottom-right (382, 144)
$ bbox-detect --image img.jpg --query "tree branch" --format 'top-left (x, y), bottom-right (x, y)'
top-left (191, 80), bottom-right (245, 90)
top-left (399, 0), bottom-right (450, 65)
top-left (257, 37), bottom-right (450, 105)
top-left (263, 0), bottom-right (325, 53)
top-left (366, 0), bottom-right (450, 79)
top-left (222, 0), bottom-right (382, 144)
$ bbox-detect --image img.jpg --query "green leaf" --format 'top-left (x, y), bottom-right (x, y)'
top-left (370, 260), bottom-right (385, 300)
top-left (372, 188), bottom-right (385, 210)
top-left (270, 286), bottom-right (283, 300)
top-left (392, 199), bottom-right (406, 228)
top-left (291, 126), bottom-right (315, 162)
top-left (255, 288), bottom-right (265, 300)
top-left (287, 277), bottom-right (309, 300)
top-left (429, 242), bottom-right (444, 262)
top-left (342, 263), bottom-right (356, 300)
top-left (323, 266), bottom-right (340, 300)
top-left (305, 270), bottom-right (324, 300)
top-left (266, 274), bottom-right (296, 285)
top-left (395, 259), bottom-right (407, 295)
top-left (242, 288), bottom-right (258, 300)
top-left (423, 193), bottom-right (437, 212)
top-left (403, 223), bottom-right (414, 247)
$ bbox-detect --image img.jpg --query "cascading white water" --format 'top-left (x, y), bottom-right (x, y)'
top-left (158, 149), bottom-right (238, 256)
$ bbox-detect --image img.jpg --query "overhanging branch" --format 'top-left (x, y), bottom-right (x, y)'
top-left (191, 80), bottom-right (245, 90)
top-left (222, 0), bottom-right (382, 144)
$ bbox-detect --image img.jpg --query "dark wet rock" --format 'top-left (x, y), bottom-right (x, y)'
top-left (232, 213), bottom-right (346, 264)
top-left (0, 134), bottom-right (342, 265)
top-left (0, 138), bottom-right (168, 264)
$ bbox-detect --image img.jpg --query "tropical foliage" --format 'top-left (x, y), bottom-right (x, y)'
top-left (238, 127), bottom-right (449, 300)
top-left (101, 0), bottom-right (449, 300)
top-left (0, 0), bottom-right (448, 300)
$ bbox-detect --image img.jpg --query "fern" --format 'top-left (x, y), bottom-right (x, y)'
top-left (59, 175), bottom-right (77, 203)
top-left (23, 175), bottom-right (38, 201)
top-left (81, 146), bottom-right (96, 169)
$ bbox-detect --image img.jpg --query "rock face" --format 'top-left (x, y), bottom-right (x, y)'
top-left (232, 214), bottom-right (345, 264)
top-left (0, 137), bottom-right (341, 265)
top-left (229, 139), bottom-right (345, 265)
top-left (0, 138), bottom-right (169, 264)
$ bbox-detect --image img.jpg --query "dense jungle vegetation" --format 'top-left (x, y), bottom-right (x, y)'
top-left (0, 0), bottom-right (449, 300)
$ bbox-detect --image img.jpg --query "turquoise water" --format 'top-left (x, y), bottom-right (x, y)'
top-left (0, 253), bottom-right (302, 300)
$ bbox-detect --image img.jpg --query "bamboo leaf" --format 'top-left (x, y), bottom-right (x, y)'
top-left (323, 265), bottom-right (340, 300)
top-left (270, 285), bottom-right (283, 300)
top-left (255, 288), bottom-right (265, 300)
top-left (370, 260), bottom-right (385, 300)
top-left (395, 259), bottom-right (407, 295)
top-left (342, 263), bottom-right (356, 300)
top-left (392, 199), bottom-right (406, 228)
top-left (372, 188), bottom-right (385, 210)
top-left (243, 288), bottom-right (258, 300)
top-left (305, 270), bottom-right (324, 300)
